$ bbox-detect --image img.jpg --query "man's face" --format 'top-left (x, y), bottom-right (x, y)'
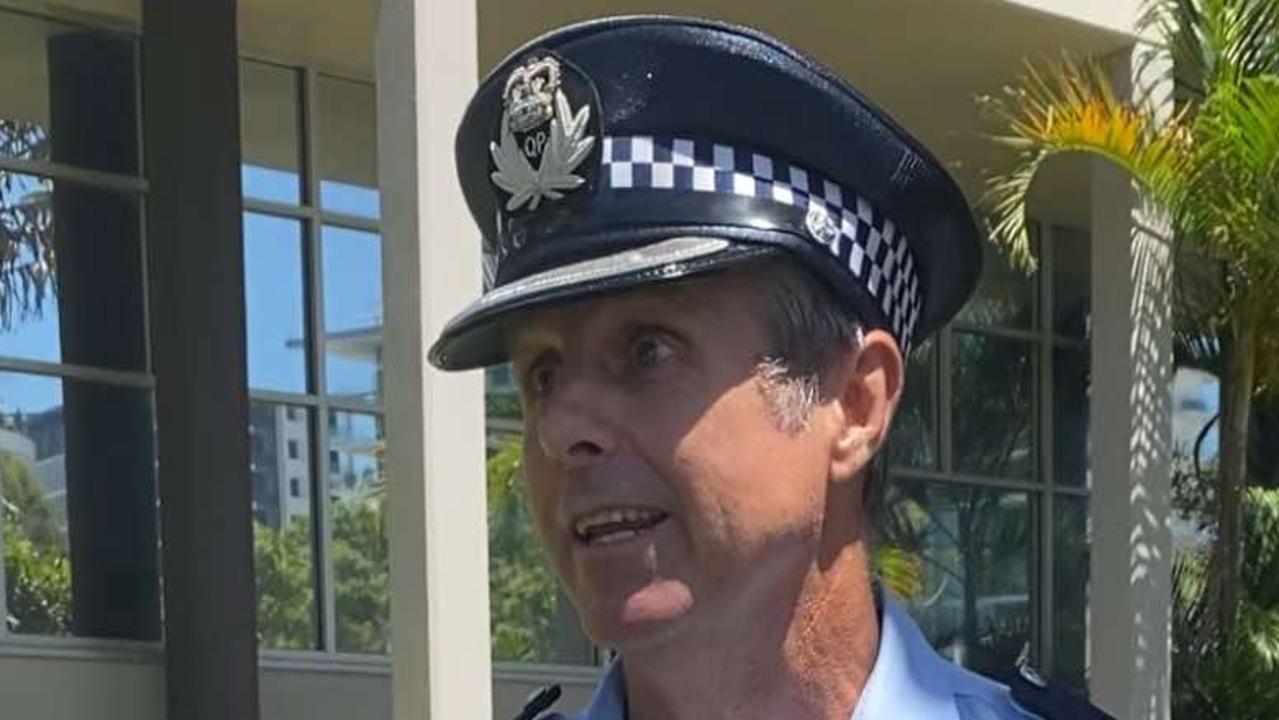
top-left (509, 270), bottom-right (847, 653)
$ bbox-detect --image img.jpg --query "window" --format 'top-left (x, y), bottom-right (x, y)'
top-left (881, 223), bottom-right (1091, 687)
top-left (240, 59), bottom-right (387, 654)
top-left (0, 8), bottom-right (158, 642)
top-left (486, 368), bottom-right (598, 667)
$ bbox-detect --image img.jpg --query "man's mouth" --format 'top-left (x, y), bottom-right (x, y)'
top-left (572, 506), bottom-right (670, 546)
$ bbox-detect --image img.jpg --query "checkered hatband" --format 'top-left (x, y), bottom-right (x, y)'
top-left (600, 135), bottom-right (924, 351)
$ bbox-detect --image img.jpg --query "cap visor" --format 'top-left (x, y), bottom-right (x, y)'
top-left (429, 236), bottom-right (775, 370)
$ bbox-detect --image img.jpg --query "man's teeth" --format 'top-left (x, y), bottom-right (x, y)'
top-left (573, 507), bottom-right (666, 541)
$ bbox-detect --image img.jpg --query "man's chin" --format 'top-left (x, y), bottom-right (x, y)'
top-left (581, 579), bottom-right (696, 651)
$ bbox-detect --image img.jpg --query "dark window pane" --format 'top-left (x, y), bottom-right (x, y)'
top-left (0, 12), bottom-right (138, 175)
top-left (956, 227), bottom-right (1037, 329)
top-left (1051, 227), bottom-right (1090, 339)
top-left (1053, 494), bottom-right (1089, 689)
top-left (1053, 344), bottom-right (1090, 487)
top-left (888, 338), bottom-right (937, 469)
top-left (243, 212), bottom-right (308, 393)
top-left (953, 333), bottom-right (1035, 478)
top-left (330, 410), bottom-right (389, 654)
top-left (0, 174), bottom-right (146, 370)
top-left (0, 372), bottom-right (159, 640)
top-left (317, 76), bottom-right (379, 219)
top-left (249, 401), bottom-right (318, 650)
top-left (322, 226), bottom-right (382, 404)
top-left (878, 479), bottom-right (1034, 678)
top-left (485, 372), bottom-right (595, 665)
top-left (240, 61), bottom-right (302, 206)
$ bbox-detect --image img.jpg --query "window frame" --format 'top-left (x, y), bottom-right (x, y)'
top-left (0, 3), bottom-right (158, 653)
top-left (884, 221), bottom-right (1092, 681)
top-left (238, 55), bottom-right (387, 660)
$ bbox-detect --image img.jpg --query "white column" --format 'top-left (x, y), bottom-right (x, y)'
top-left (1087, 47), bottom-right (1174, 720)
top-left (375, 2), bottom-right (491, 720)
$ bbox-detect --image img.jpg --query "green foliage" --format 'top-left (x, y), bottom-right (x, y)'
top-left (253, 515), bottom-right (316, 650)
top-left (872, 545), bottom-right (924, 601)
top-left (1173, 487), bottom-right (1279, 719)
top-left (486, 435), bottom-right (564, 662)
top-left (332, 496), bottom-right (390, 653)
top-left (0, 120), bottom-right (55, 331)
top-left (1, 450), bottom-right (71, 635)
top-left (252, 497), bottom-right (390, 653)
top-left (486, 392), bottom-right (523, 422)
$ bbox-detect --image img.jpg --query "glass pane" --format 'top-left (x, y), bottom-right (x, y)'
top-left (486, 370), bottom-right (595, 665)
top-left (878, 479), bottom-right (1034, 678)
top-left (1172, 367), bottom-right (1220, 469)
top-left (888, 338), bottom-right (937, 469)
top-left (323, 226), bottom-right (382, 404)
top-left (243, 212), bottom-right (308, 393)
top-left (240, 61), bottom-right (302, 206)
top-left (249, 401), bottom-right (317, 650)
top-left (0, 372), bottom-right (159, 640)
top-left (330, 410), bottom-right (389, 654)
top-left (1053, 344), bottom-right (1090, 487)
top-left (318, 76), bottom-right (380, 219)
top-left (953, 333), bottom-right (1035, 478)
top-left (0, 173), bottom-right (146, 370)
top-left (957, 227), bottom-right (1037, 329)
top-left (1053, 494), bottom-right (1089, 689)
top-left (1051, 227), bottom-right (1090, 339)
top-left (0, 10), bottom-right (138, 175)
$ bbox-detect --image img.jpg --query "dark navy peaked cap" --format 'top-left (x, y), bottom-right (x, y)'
top-left (429, 15), bottom-right (982, 370)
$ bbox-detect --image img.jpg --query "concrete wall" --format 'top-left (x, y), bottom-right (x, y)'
top-left (0, 653), bottom-right (608, 720)
top-left (1005, 0), bottom-right (1143, 36)
top-left (0, 653), bottom-right (163, 720)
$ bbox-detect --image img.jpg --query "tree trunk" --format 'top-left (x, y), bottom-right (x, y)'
top-left (1214, 309), bottom-right (1258, 642)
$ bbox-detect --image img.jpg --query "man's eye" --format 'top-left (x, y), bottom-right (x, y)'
top-left (633, 335), bottom-right (675, 370)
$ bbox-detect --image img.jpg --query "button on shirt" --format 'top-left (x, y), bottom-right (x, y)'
top-left (555, 594), bottom-right (1041, 720)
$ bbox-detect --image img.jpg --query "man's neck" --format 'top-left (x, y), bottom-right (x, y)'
top-left (620, 542), bottom-right (881, 720)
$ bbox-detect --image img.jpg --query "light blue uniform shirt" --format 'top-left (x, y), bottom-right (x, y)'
top-left (557, 594), bottom-right (1041, 720)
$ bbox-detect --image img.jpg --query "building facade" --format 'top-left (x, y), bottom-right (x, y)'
top-left (0, 1), bottom-right (1177, 719)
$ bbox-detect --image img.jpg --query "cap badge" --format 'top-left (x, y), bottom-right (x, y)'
top-left (805, 204), bottom-right (841, 251)
top-left (490, 56), bottom-right (595, 212)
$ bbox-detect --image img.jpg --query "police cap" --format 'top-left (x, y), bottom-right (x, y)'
top-left (429, 15), bottom-right (982, 370)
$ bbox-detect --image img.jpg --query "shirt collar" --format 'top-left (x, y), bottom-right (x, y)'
top-left (573, 593), bottom-right (960, 720)
top-left (575, 659), bottom-right (626, 720)
top-left (851, 593), bottom-right (961, 720)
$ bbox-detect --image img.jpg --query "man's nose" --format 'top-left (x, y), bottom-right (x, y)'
top-left (535, 371), bottom-right (620, 466)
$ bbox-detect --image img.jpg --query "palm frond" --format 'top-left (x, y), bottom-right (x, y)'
top-left (1193, 76), bottom-right (1279, 263)
top-left (1140, 0), bottom-right (1279, 101)
top-left (979, 58), bottom-right (1194, 269)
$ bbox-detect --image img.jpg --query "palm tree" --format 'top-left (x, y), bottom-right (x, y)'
top-left (0, 119), bottom-right (56, 331)
top-left (980, 0), bottom-right (1279, 645)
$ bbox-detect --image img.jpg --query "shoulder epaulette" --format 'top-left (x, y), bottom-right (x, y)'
top-left (1004, 662), bottom-right (1115, 720)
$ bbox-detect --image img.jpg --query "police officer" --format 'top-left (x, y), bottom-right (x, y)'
top-left (431, 16), bottom-right (1113, 720)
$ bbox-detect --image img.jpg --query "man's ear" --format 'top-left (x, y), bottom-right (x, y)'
top-left (828, 329), bottom-right (904, 483)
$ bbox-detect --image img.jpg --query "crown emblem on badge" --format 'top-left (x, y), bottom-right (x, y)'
top-left (504, 58), bottom-right (560, 133)
top-left (490, 55), bottom-right (595, 212)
